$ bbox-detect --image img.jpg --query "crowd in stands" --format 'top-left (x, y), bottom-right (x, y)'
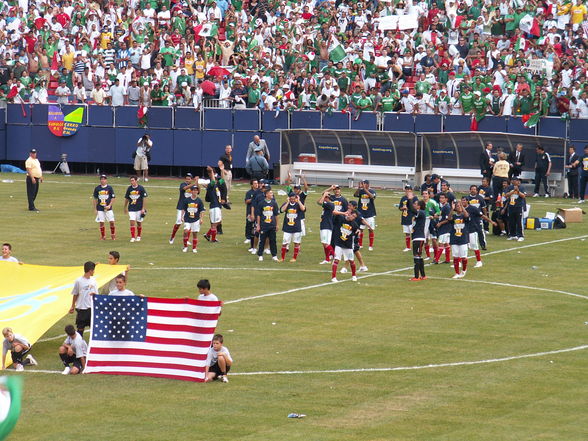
top-left (0, 0), bottom-right (587, 118)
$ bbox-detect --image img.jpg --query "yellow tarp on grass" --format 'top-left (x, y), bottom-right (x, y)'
top-left (1, 263), bottom-right (126, 367)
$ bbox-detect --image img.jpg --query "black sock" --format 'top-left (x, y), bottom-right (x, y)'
top-left (419, 258), bottom-right (426, 278)
top-left (413, 258), bottom-right (420, 278)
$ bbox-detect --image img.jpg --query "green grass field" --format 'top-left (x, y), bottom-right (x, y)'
top-left (1, 173), bottom-right (587, 441)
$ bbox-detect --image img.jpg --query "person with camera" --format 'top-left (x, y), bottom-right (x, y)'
top-left (134, 134), bottom-right (153, 182)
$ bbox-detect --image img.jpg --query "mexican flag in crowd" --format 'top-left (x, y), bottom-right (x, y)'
top-left (195, 23), bottom-right (218, 38)
top-left (329, 36), bottom-right (346, 63)
top-left (522, 113), bottom-right (540, 128)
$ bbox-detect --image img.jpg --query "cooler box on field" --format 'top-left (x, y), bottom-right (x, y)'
top-left (525, 217), bottom-right (540, 230)
top-left (539, 218), bottom-right (554, 230)
top-left (556, 207), bottom-right (585, 223)
top-left (297, 153), bottom-right (317, 163)
top-left (344, 155), bottom-right (364, 165)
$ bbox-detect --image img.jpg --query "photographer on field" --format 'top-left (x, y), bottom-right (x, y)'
top-left (134, 134), bottom-right (153, 182)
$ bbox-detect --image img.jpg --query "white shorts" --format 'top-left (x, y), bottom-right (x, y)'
top-left (438, 233), bottom-right (450, 244)
top-left (209, 207), bottom-right (222, 224)
top-left (301, 219), bottom-right (306, 237)
top-left (95, 210), bottom-right (115, 223)
top-left (128, 211), bottom-right (144, 222)
top-left (334, 246), bottom-right (354, 261)
top-left (282, 231), bottom-right (302, 244)
top-left (468, 232), bottom-right (479, 250)
top-left (360, 216), bottom-right (376, 230)
top-left (184, 222), bottom-right (201, 233)
top-left (402, 225), bottom-right (413, 234)
top-left (451, 244), bottom-right (468, 258)
top-left (176, 209), bottom-right (183, 225)
top-left (320, 229), bottom-right (332, 245)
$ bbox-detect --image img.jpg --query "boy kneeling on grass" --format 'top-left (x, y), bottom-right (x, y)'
top-left (204, 334), bottom-right (232, 383)
top-left (59, 325), bottom-right (88, 375)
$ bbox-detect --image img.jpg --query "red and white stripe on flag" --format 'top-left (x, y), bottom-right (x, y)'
top-left (85, 296), bottom-right (222, 382)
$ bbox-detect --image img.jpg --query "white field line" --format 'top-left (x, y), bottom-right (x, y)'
top-left (134, 267), bottom-right (326, 273)
top-left (384, 274), bottom-right (588, 301)
top-left (18, 344), bottom-right (588, 377)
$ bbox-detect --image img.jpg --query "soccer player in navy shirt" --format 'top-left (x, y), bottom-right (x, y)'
top-left (448, 200), bottom-right (470, 279)
top-left (123, 176), bottom-right (148, 242)
top-left (244, 179), bottom-right (260, 252)
top-left (317, 187), bottom-right (336, 264)
top-left (169, 173), bottom-right (196, 244)
top-left (93, 174), bottom-right (116, 241)
top-left (465, 185), bottom-right (487, 250)
top-left (285, 173), bottom-right (309, 236)
top-left (331, 210), bottom-right (360, 282)
top-left (505, 177), bottom-right (527, 241)
top-left (409, 200), bottom-right (427, 281)
top-left (279, 192), bottom-right (306, 262)
top-left (354, 179), bottom-right (376, 250)
top-left (461, 197), bottom-right (496, 268)
top-left (204, 166), bottom-right (227, 243)
top-left (255, 188), bottom-right (280, 261)
top-left (180, 186), bottom-right (206, 253)
top-left (422, 189), bottom-right (440, 260)
top-left (433, 192), bottom-right (452, 264)
top-left (478, 177), bottom-right (494, 233)
top-left (330, 185), bottom-right (348, 214)
top-left (399, 186), bottom-right (418, 252)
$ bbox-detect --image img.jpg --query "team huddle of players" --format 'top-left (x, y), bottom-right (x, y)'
top-left (91, 171), bottom-right (530, 282)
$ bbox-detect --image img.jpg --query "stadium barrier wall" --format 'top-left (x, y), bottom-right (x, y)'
top-left (1, 105), bottom-right (585, 176)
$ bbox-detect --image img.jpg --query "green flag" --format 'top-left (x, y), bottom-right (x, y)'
top-left (0, 376), bottom-right (23, 441)
top-left (523, 113), bottom-right (540, 128)
top-left (328, 36), bottom-right (346, 63)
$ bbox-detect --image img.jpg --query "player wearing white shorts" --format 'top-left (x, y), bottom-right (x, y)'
top-left (330, 210), bottom-right (360, 282)
top-left (93, 174), bottom-right (116, 240)
top-left (462, 197), bottom-right (497, 268)
top-left (170, 173), bottom-right (196, 244)
top-left (203, 166), bottom-right (227, 243)
top-left (180, 186), bottom-right (206, 253)
top-left (285, 174), bottom-right (308, 236)
top-left (354, 179), bottom-right (377, 251)
top-left (317, 188), bottom-right (336, 264)
top-left (278, 192), bottom-right (306, 262)
top-left (123, 176), bottom-right (148, 242)
top-left (433, 193), bottom-right (452, 264)
top-left (449, 201), bottom-right (470, 279)
top-left (399, 186), bottom-right (418, 252)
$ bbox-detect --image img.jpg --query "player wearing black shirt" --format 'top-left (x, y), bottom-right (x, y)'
top-left (449, 201), bottom-right (470, 279)
top-left (170, 173), bottom-right (196, 244)
top-left (180, 186), bottom-right (206, 253)
top-left (409, 200), bottom-right (427, 281)
top-left (204, 166), bottom-right (227, 243)
top-left (244, 180), bottom-right (260, 252)
top-left (93, 175), bottom-right (116, 240)
top-left (285, 174), bottom-right (309, 236)
top-left (399, 186), bottom-right (419, 251)
top-left (124, 176), bottom-right (148, 242)
top-left (433, 193), bottom-right (452, 264)
top-left (279, 192), bottom-right (306, 262)
top-left (255, 189), bottom-right (280, 261)
top-left (505, 177), bottom-right (527, 241)
top-left (461, 197), bottom-right (496, 268)
top-left (354, 180), bottom-right (377, 250)
top-left (465, 185), bottom-right (487, 250)
top-left (331, 210), bottom-right (360, 282)
top-left (478, 177), bottom-right (494, 233)
top-left (317, 187), bottom-right (336, 264)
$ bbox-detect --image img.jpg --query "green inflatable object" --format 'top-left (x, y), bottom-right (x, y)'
top-left (0, 377), bottom-right (22, 441)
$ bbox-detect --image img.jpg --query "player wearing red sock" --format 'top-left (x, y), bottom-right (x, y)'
top-left (123, 176), bottom-right (148, 243)
top-left (93, 175), bottom-right (116, 240)
top-left (433, 193), bottom-right (451, 263)
top-left (462, 197), bottom-right (497, 269)
top-left (279, 192), bottom-right (306, 262)
top-left (449, 200), bottom-right (469, 278)
top-left (354, 179), bottom-right (377, 251)
top-left (180, 185), bottom-right (205, 253)
top-left (170, 173), bottom-right (196, 244)
top-left (331, 209), bottom-right (360, 282)
top-left (399, 185), bottom-right (418, 252)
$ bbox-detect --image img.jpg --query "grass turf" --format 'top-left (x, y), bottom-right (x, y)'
top-left (0, 173), bottom-right (586, 441)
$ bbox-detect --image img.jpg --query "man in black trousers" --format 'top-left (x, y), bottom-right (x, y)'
top-left (564, 145), bottom-right (579, 200)
top-left (25, 149), bottom-right (43, 212)
top-left (479, 142), bottom-right (494, 180)
top-left (508, 143), bottom-right (525, 179)
top-left (533, 145), bottom-right (552, 198)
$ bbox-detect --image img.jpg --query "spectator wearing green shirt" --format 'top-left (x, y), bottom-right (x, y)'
top-left (150, 83), bottom-right (164, 106)
top-left (460, 87), bottom-right (475, 114)
top-left (514, 89), bottom-right (533, 115)
top-left (248, 81), bottom-right (261, 108)
top-left (381, 90), bottom-right (396, 112)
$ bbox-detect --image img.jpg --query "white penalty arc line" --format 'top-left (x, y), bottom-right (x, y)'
top-left (18, 344), bottom-right (588, 377)
top-left (134, 266), bottom-right (326, 273)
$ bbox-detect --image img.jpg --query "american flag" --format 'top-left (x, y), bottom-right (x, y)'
top-left (85, 296), bottom-right (222, 382)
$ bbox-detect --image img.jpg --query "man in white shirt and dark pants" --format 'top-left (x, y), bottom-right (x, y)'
top-left (69, 261), bottom-right (98, 337)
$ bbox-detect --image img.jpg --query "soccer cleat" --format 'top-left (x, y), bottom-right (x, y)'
top-left (264, 248), bottom-right (271, 255)
top-left (100, 236), bottom-right (106, 241)
top-left (368, 246), bottom-right (373, 251)
top-left (250, 249), bottom-right (257, 255)
top-left (517, 237), bottom-right (525, 242)
top-left (474, 261), bottom-right (483, 268)
top-left (182, 247), bottom-right (188, 252)
top-left (578, 200), bottom-right (585, 204)
top-left (420, 276), bottom-right (428, 280)
top-left (211, 239), bottom-right (220, 243)
top-left (289, 258), bottom-right (297, 263)
top-left (244, 239), bottom-right (250, 244)
top-left (277, 258), bottom-right (284, 262)
top-left (544, 194), bottom-right (550, 198)
top-left (220, 375), bottom-right (229, 383)
top-left (340, 267), bottom-right (348, 273)
top-left (461, 271), bottom-right (467, 278)
top-left (130, 238), bottom-right (136, 242)
top-left (424, 256), bottom-right (430, 261)
top-left (144, 178), bottom-right (148, 182)
top-left (203, 234), bottom-right (211, 241)
top-left (15, 364), bottom-right (24, 372)
top-left (62, 366), bottom-right (71, 375)
top-left (533, 193), bottom-right (540, 197)
top-left (258, 256), bottom-right (263, 261)
top-left (319, 260), bottom-right (330, 264)
top-left (169, 238), bottom-right (174, 244)
top-left (402, 248), bottom-right (411, 252)
top-left (351, 276), bottom-right (357, 281)
top-left (451, 273), bottom-right (462, 279)
top-left (500, 231), bottom-right (507, 236)
top-left (136, 237), bottom-right (141, 242)
top-left (192, 248), bottom-right (198, 253)
top-left (507, 236), bottom-right (518, 241)
top-left (432, 260), bottom-right (439, 264)
top-left (409, 277), bottom-right (421, 282)
top-left (111, 235), bottom-right (116, 241)
top-left (358, 266), bottom-right (368, 272)
top-left (272, 256), bottom-right (279, 261)
top-left (26, 354), bottom-right (38, 366)
top-left (443, 260), bottom-right (451, 264)
top-left (331, 277), bottom-right (338, 283)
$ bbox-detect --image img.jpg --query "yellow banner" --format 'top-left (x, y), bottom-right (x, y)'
top-left (1, 263), bottom-right (125, 367)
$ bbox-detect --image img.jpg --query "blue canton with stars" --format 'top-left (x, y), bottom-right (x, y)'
top-left (92, 296), bottom-right (148, 341)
